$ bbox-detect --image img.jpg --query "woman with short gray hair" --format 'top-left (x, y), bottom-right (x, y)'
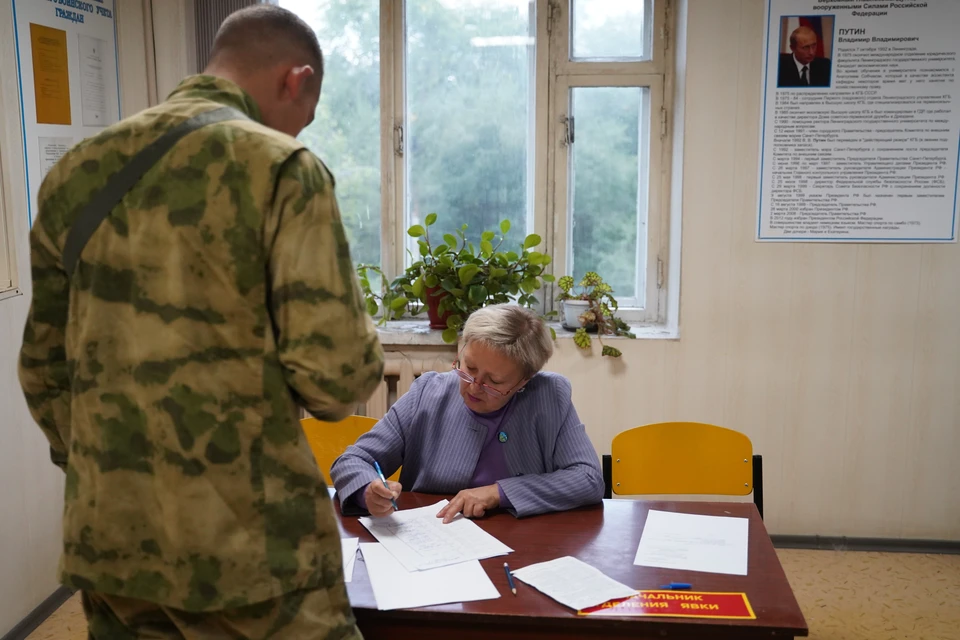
top-left (331, 304), bottom-right (605, 522)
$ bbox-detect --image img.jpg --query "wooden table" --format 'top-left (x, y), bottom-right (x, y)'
top-left (337, 493), bottom-right (808, 640)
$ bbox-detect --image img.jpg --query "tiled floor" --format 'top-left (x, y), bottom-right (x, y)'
top-left (24, 595), bottom-right (83, 640)
top-left (776, 549), bottom-right (960, 640)
top-left (26, 549), bottom-right (960, 640)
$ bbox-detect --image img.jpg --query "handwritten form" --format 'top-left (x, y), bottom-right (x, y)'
top-left (633, 510), bottom-right (749, 576)
top-left (341, 538), bottom-right (359, 583)
top-left (359, 543), bottom-right (500, 610)
top-left (359, 500), bottom-right (512, 571)
top-left (510, 556), bottom-right (636, 611)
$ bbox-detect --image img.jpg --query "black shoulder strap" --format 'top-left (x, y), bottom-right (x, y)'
top-left (62, 106), bottom-right (250, 278)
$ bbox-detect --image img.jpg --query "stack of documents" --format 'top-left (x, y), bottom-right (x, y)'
top-left (355, 501), bottom-right (509, 610)
top-left (359, 499), bottom-right (513, 571)
top-left (633, 510), bottom-right (750, 575)
top-left (341, 538), bottom-right (359, 582)
top-left (509, 556), bottom-right (637, 611)
top-left (360, 543), bottom-right (500, 610)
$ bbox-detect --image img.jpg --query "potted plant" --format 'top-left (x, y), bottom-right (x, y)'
top-left (556, 272), bottom-right (635, 357)
top-left (357, 213), bottom-right (554, 343)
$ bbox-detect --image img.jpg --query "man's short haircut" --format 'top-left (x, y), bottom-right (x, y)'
top-left (207, 5), bottom-right (324, 90)
top-left (789, 26), bottom-right (817, 48)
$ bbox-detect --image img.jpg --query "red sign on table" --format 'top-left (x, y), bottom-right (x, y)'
top-left (579, 590), bottom-right (756, 619)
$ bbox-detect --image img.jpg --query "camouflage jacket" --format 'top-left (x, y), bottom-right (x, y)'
top-left (18, 75), bottom-right (384, 611)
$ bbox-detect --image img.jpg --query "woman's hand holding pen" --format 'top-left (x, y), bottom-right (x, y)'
top-left (365, 479), bottom-right (402, 517)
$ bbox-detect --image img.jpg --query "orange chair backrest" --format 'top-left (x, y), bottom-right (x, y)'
top-left (301, 415), bottom-right (400, 485)
top-left (610, 422), bottom-right (753, 496)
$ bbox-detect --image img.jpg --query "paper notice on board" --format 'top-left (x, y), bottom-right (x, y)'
top-left (29, 24), bottom-right (71, 125)
top-left (758, 1), bottom-right (960, 242)
top-left (38, 137), bottom-right (74, 179)
top-left (79, 34), bottom-right (109, 126)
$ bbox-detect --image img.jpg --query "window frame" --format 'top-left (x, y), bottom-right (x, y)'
top-left (314, 0), bottom-right (675, 324)
top-left (0, 147), bottom-right (15, 294)
top-left (545, 0), bottom-right (673, 323)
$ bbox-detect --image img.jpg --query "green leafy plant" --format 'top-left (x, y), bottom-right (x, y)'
top-left (557, 271), bottom-right (635, 358)
top-left (357, 213), bottom-right (554, 343)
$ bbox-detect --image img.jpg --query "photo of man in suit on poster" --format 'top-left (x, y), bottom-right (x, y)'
top-left (777, 16), bottom-right (833, 88)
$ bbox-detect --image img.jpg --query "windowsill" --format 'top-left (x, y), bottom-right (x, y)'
top-left (0, 288), bottom-right (22, 303)
top-left (375, 319), bottom-right (678, 345)
top-left (376, 320), bottom-right (455, 346)
top-left (548, 322), bottom-right (678, 340)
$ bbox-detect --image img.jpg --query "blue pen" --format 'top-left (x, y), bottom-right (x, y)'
top-left (504, 563), bottom-right (517, 595)
top-left (659, 582), bottom-right (692, 590)
top-left (373, 461), bottom-right (398, 511)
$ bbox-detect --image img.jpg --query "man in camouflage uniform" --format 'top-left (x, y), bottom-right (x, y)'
top-left (18, 6), bottom-right (383, 638)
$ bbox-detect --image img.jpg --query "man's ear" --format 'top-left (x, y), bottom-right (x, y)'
top-left (283, 64), bottom-right (315, 100)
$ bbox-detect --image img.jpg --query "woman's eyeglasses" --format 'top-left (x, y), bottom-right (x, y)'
top-left (452, 360), bottom-right (521, 398)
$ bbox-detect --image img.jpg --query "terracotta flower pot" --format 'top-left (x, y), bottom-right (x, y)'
top-left (425, 285), bottom-right (453, 329)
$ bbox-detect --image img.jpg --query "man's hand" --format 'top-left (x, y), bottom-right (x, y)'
top-left (364, 480), bottom-right (402, 517)
top-left (436, 485), bottom-right (501, 524)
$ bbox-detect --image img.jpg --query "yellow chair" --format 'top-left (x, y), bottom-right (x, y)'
top-left (301, 415), bottom-right (400, 486)
top-left (602, 422), bottom-right (764, 518)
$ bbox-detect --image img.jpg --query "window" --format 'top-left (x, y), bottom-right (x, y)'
top-left (284, 0), bottom-right (673, 323)
top-left (563, 85), bottom-right (652, 306)
top-left (549, 0), bottom-right (670, 319)
top-left (403, 0), bottom-right (535, 258)
top-left (279, 0), bottom-right (383, 272)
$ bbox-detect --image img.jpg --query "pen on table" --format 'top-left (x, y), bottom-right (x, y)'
top-left (373, 460), bottom-right (398, 511)
top-left (659, 582), bottom-right (692, 590)
top-left (503, 563), bottom-right (517, 595)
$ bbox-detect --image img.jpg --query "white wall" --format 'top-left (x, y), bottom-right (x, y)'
top-left (546, 0), bottom-right (960, 541)
top-left (0, 1), bottom-right (151, 634)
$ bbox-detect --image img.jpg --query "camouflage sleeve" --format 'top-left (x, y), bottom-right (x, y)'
top-left (18, 190), bottom-right (71, 471)
top-left (267, 149), bottom-right (384, 421)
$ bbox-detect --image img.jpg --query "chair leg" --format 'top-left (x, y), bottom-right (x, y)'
top-left (752, 454), bottom-right (764, 520)
top-left (602, 454), bottom-right (612, 499)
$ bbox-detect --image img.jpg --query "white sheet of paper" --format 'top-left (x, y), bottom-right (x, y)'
top-left (38, 137), bottom-right (74, 179)
top-left (341, 538), bottom-right (359, 583)
top-left (359, 542), bottom-right (500, 610)
top-left (633, 509), bottom-right (750, 576)
top-left (510, 556), bottom-right (637, 611)
top-left (78, 34), bottom-right (108, 126)
top-left (359, 500), bottom-right (512, 571)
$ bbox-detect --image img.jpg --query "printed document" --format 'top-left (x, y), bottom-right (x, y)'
top-left (359, 542), bottom-right (500, 610)
top-left (341, 538), bottom-right (359, 582)
top-left (510, 556), bottom-right (637, 611)
top-left (633, 510), bottom-right (749, 576)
